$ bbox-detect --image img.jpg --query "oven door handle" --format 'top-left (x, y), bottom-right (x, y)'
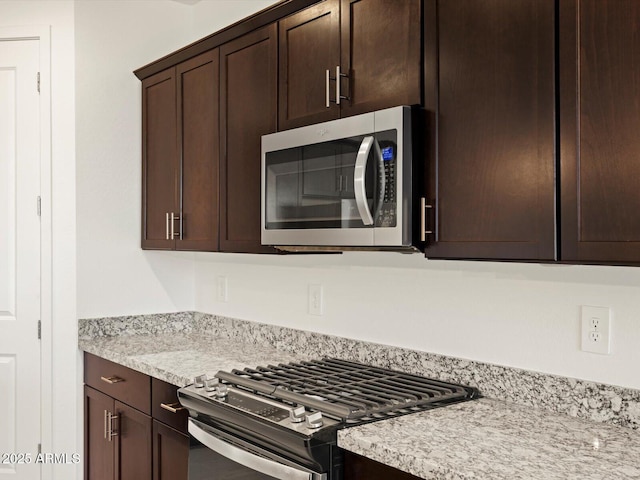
top-left (189, 420), bottom-right (326, 480)
top-left (354, 136), bottom-right (375, 226)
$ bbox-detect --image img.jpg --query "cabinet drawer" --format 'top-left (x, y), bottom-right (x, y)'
top-left (151, 378), bottom-right (188, 434)
top-left (84, 353), bottom-right (151, 414)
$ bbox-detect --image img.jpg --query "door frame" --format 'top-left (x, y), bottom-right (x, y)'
top-left (0, 25), bottom-right (52, 479)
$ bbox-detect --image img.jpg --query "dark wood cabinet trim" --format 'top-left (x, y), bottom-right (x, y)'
top-left (134, 0), bottom-right (321, 81)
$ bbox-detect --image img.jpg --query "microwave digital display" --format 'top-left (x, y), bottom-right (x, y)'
top-left (382, 146), bottom-right (394, 161)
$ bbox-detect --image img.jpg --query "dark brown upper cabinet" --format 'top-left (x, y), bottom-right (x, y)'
top-left (219, 25), bottom-right (278, 253)
top-left (278, 0), bottom-right (421, 131)
top-left (559, 0), bottom-right (640, 265)
top-left (142, 69), bottom-right (178, 250)
top-left (422, 0), bottom-right (556, 261)
top-left (142, 50), bottom-right (219, 251)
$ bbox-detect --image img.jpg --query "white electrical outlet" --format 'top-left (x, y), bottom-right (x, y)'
top-left (581, 305), bottom-right (611, 354)
top-left (308, 284), bottom-right (323, 316)
top-left (216, 276), bottom-right (228, 302)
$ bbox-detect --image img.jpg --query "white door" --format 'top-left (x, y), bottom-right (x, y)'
top-left (0, 39), bottom-right (42, 479)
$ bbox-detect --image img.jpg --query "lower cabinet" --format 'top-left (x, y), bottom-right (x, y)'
top-left (343, 450), bottom-right (422, 480)
top-left (84, 353), bottom-right (188, 480)
top-left (152, 421), bottom-right (189, 480)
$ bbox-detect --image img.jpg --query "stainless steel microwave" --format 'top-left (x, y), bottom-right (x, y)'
top-left (261, 106), bottom-right (415, 251)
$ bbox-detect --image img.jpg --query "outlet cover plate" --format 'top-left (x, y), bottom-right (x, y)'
top-left (308, 284), bottom-right (323, 316)
top-left (581, 305), bottom-right (611, 354)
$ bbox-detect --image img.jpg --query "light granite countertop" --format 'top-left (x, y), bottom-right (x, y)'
top-left (79, 332), bottom-right (311, 387)
top-left (79, 315), bottom-right (640, 480)
top-left (338, 397), bottom-right (640, 480)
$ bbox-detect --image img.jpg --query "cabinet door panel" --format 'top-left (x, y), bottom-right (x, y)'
top-left (424, 0), bottom-right (555, 260)
top-left (340, 0), bottom-right (421, 118)
top-left (279, 0), bottom-right (340, 130)
top-left (343, 451), bottom-right (421, 479)
top-left (152, 421), bottom-right (189, 480)
top-left (176, 50), bottom-right (220, 251)
top-left (220, 25), bottom-right (278, 253)
top-left (115, 401), bottom-right (152, 480)
top-left (560, 0), bottom-right (640, 263)
top-left (142, 69), bottom-right (178, 249)
top-left (85, 386), bottom-right (114, 480)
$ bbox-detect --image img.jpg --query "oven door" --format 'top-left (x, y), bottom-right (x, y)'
top-left (188, 419), bottom-right (327, 480)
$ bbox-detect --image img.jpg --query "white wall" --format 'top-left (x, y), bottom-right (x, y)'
top-left (191, 0), bottom-right (277, 39)
top-left (75, 1), bottom-right (199, 318)
top-left (0, 2), bottom-right (76, 479)
top-left (74, 0), bottom-right (279, 320)
top-left (194, 253), bottom-right (640, 390)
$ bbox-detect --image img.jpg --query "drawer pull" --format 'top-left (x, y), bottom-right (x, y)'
top-left (100, 375), bottom-right (125, 384)
top-left (160, 402), bottom-right (186, 414)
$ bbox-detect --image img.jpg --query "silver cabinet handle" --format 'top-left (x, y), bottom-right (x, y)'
top-left (354, 136), bottom-right (375, 225)
top-left (100, 375), bottom-right (124, 384)
top-left (325, 69), bottom-right (330, 108)
top-left (165, 212), bottom-right (170, 240)
top-left (107, 412), bottom-right (118, 442)
top-left (169, 212), bottom-right (181, 240)
top-left (420, 197), bottom-right (433, 242)
top-left (189, 420), bottom-right (326, 480)
top-left (104, 411), bottom-right (119, 442)
top-left (336, 65), bottom-right (349, 105)
top-left (160, 402), bottom-right (186, 414)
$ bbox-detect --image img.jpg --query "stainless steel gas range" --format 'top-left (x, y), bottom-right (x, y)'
top-left (178, 358), bottom-right (478, 480)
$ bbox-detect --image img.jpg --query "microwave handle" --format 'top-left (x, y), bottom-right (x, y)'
top-left (189, 420), bottom-right (326, 480)
top-left (354, 136), bottom-right (375, 225)
top-left (372, 138), bottom-right (385, 220)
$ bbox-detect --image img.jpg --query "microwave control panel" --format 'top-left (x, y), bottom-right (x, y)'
top-left (376, 144), bottom-right (397, 227)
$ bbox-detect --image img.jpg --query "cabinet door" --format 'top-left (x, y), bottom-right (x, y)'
top-left (339, 0), bottom-right (421, 118)
top-left (85, 386), bottom-right (115, 480)
top-left (142, 68), bottom-right (178, 250)
top-left (115, 401), bottom-right (152, 480)
top-left (343, 451), bottom-right (421, 480)
top-left (559, 0), bottom-right (640, 264)
top-left (279, 0), bottom-right (340, 130)
top-left (423, 0), bottom-right (555, 260)
top-left (220, 25), bottom-right (278, 253)
top-left (175, 50), bottom-right (220, 251)
top-left (152, 420), bottom-right (189, 480)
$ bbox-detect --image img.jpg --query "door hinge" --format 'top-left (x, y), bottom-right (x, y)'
top-left (38, 320), bottom-right (41, 340)
top-left (37, 196), bottom-right (41, 216)
top-left (37, 72), bottom-right (40, 93)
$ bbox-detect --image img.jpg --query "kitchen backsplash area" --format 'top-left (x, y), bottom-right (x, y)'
top-left (78, 312), bottom-right (640, 431)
